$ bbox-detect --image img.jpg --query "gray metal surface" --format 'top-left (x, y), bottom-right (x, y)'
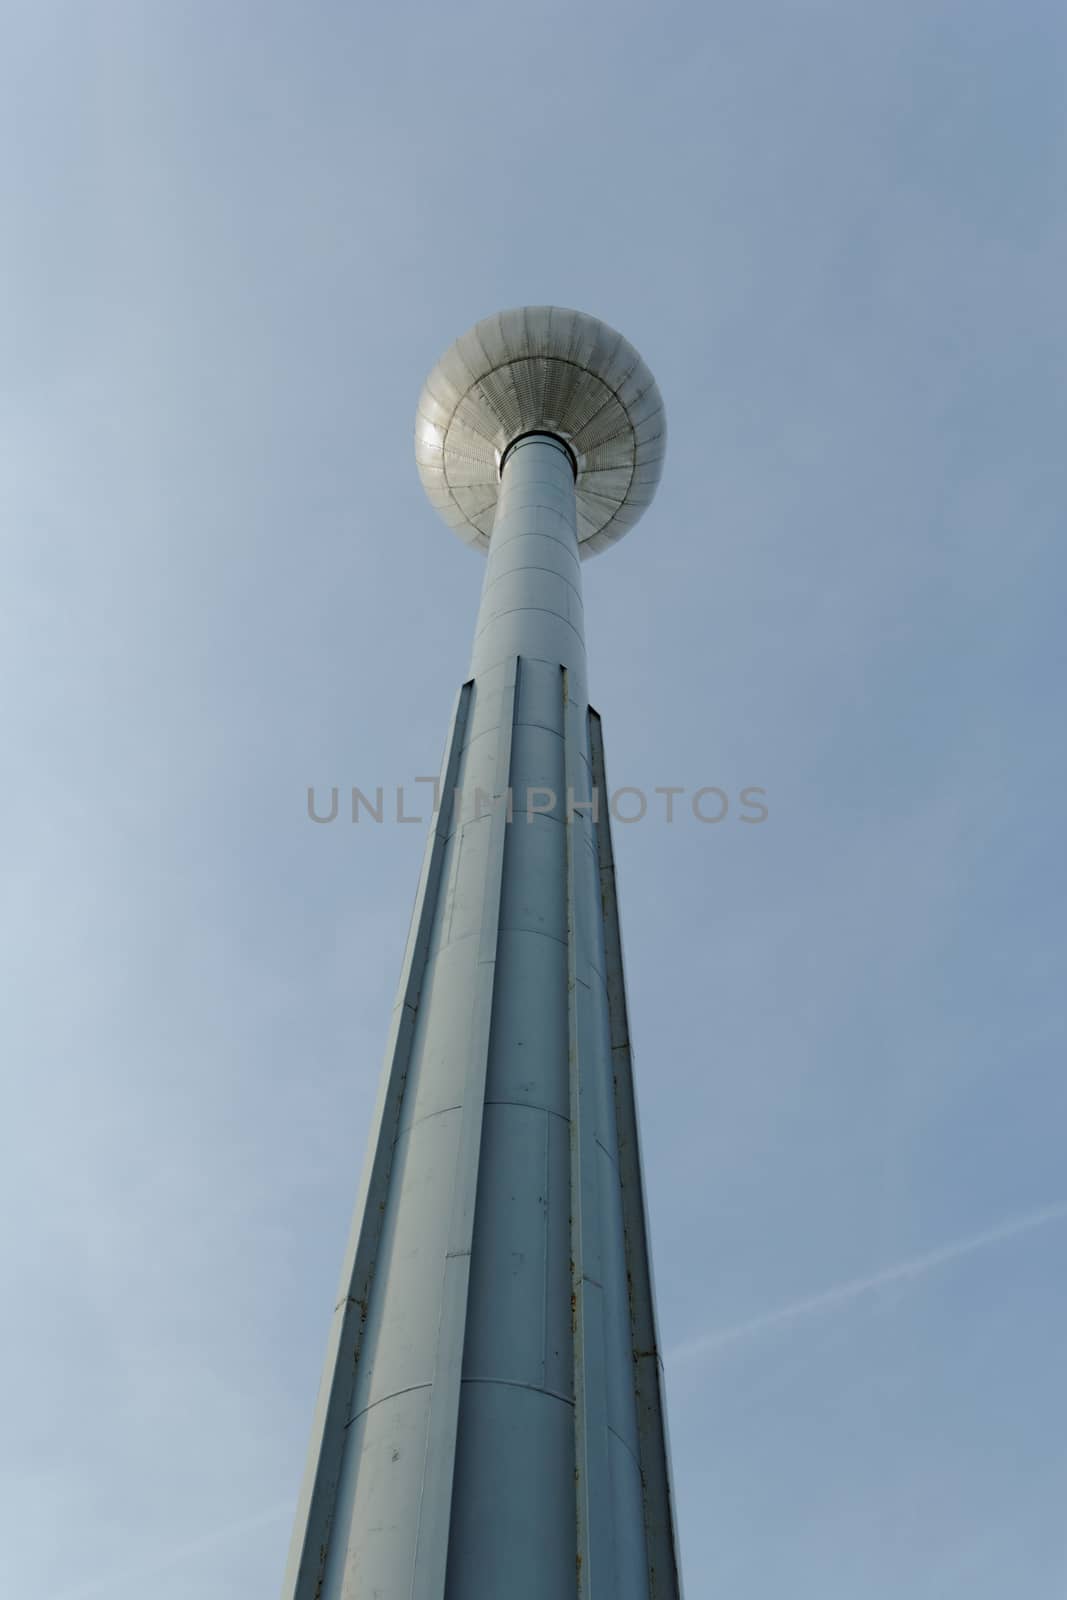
top-left (415, 306), bottom-right (667, 557)
top-left (283, 323), bottom-right (680, 1599)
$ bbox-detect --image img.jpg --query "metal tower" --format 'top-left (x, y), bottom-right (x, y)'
top-left (283, 307), bottom-right (682, 1600)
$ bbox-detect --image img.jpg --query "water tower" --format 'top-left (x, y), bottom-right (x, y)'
top-left (283, 307), bottom-right (683, 1600)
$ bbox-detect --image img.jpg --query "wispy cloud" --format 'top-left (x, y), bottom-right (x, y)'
top-left (669, 1203), bottom-right (1067, 1364)
top-left (49, 1501), bottom-right (292, 1600)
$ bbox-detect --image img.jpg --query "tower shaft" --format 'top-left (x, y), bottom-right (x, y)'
top-left (284, 404), bottom-right (680, 1597)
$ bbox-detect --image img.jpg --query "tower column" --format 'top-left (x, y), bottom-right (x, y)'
top-left (445, 430), bottom-right (601, 1596)
top-left (470, 430), bottom-right (586, 691)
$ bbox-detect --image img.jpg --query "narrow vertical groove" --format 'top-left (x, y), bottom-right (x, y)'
top-left (282, 682), bottom-right (473, 1600)
top-left (542, 1109), bottom-right (551, 1391)
top-left (410, 659), bottom-right (521, 1600)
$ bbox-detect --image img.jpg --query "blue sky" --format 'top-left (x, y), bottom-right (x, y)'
top-left (2, 1), bottom-right (1066, 1595)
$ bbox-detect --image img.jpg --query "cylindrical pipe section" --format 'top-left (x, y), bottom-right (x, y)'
top-left (469, 433), bottom-right (586, 696)
top-left (446, 434), bottom-right (585, 1596)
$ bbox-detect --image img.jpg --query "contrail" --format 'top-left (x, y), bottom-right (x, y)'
top-left (49, 1500), bottom-right (292, 1600)
top-left (669, 1202), bottom-right (1067, 1364)
top-left (46, 1203), bottom-right (1067, 1593)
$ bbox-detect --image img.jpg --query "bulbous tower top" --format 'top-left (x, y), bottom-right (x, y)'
top-left (415, 306), bottom-right (666, 558)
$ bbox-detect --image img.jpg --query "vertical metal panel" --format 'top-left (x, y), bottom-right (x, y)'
top-left (588, 706), bottom-right (685, 1600)
top-left (445, 1378), bottom-right (577, 1598)
top-left (281, 681), bottom-right (472, 1600)
top-left (564, 665), bottom-right (615, 1595)
top-left (411, 658), bottom-right (520, 1600)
